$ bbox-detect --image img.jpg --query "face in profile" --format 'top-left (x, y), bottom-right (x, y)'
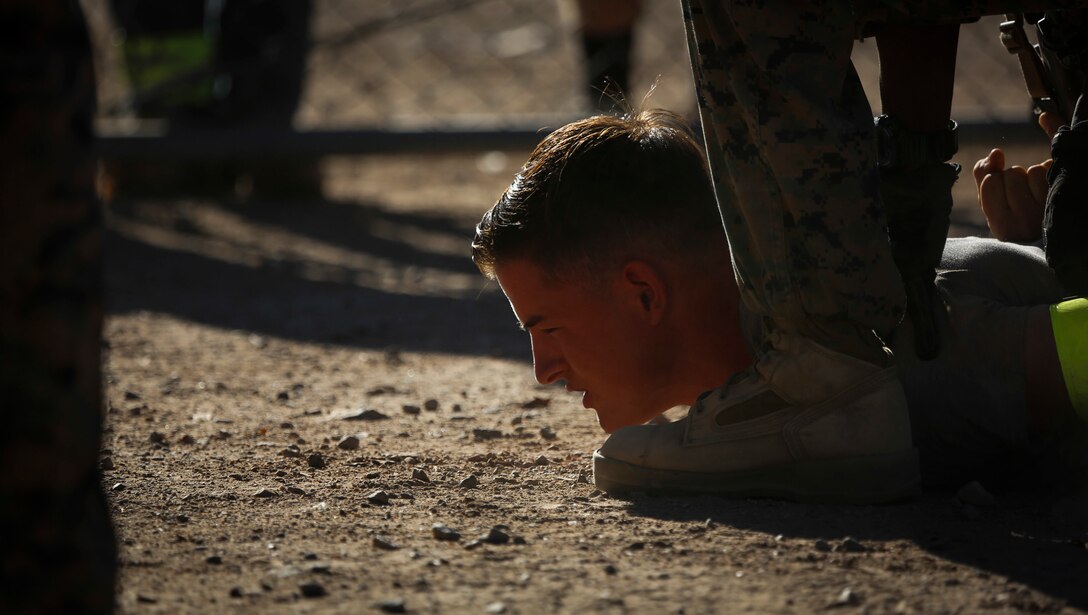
top-left (494, 258), bottom-right (672, 432)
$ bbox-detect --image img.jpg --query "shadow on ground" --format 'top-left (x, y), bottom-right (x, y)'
top-left (623, 490), bottom-right (1088, 609)
top-left (104, 193), bottom-right (528, 360)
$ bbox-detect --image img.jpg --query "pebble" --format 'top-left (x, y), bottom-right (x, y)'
top-left (814, 539), bottom-right (831, 552)
top-left (424, 399), bottom-right (439, 411)
top-left (459, 475), bottom-right (479, 489)
top-left (136, 594), bottom-right (157, 604)
top-left (307, 453), bottom-right (327, 469)
top-left (412, 468), bottom-right (430, 483)
top-left (832, 588), bottom-right (861, 607)
top-left (100, 457), bottom-right (115, 471)
top-left (229, 587), bottom-right (243, 598)
top-left (124, 390), bottom-right (141, 401)
top-left (304, 552), bottom-right (318, 561)
top-left (472, 428), bottom-right (503, 441)
top-left (432, 524), bottom-right (461, 541)
top-left (452, 404), bottom-right (462, 412)
top-left (534, 455), bottom-right (549, 466)
top-left (176, 514), bottom-right (189, 523)
top-left (280, 446), bottom-right (302, 458)
top-left (957, 480), bottom-right (996, 508)
top-left (299, 581), bottom-right (326, 598)
top-left (111, 482), bottom-right (126, 492)
top-left (337, 435), bottom-right (361, 451)
top-left (367, 490), bottom-right (391, 506)
top-left (834, 537), bottom-right (867, 553)
top-left (481, 526), bottom-right (510, 545)
top-left (206, 555), bottom-right (223, 564)
top-left (539, 427), bottom-right (557, 440)
top-left (343, 409), bottom-right (389, 421)
top-left (402, 404), bottom-right (421, 415)
top-left (486, 602), bottom-right (507, 614)
top-left (285, 486), bottom-right (306, 495)
top-left (276, 390), bottom-right (290, 401)
top-left (373, 536), bottom-right (399, 551)
top-left (604, 564), bottom-right (618, 575)
top-left (280, 421), bottom-right (294, 429)
top-left (378, 598), bottom-right (406, 613)
top-left (255, 488), bottom-right (278, 498)
top-left (521, 397), bottom-right (550, 409)
top-left (179, 434), bottom-right (196, 445)
top-left (148, 431), bottom-right (166, 444)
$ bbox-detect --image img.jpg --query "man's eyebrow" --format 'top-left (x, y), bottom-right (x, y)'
top-left (519, 315), bottom-right (544, 331)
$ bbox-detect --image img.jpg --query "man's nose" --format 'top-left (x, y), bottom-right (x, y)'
top-left (530, 336), bottom-right (564, 385)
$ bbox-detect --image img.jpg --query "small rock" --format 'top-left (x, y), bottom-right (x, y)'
top-left (472, 428), bottom-right (503, 441)
top-left (539, 427), bottom-right (557, 440)
top-left (814, 539), bottom-right (831, 552)
top-left (534, 455), bottom-right (549, 466)
top-left (100, 457), bottom-right (115, 471)
top-left (459, 474), bottom-right (479, 489)
top-left (367, 490), bottom-right (390, 506)
top-left (402, 404), bottom-right (421, 415)
top-left (482, 526), bottom-right (510, 545)
top-left (378, 599), bottom-right (406, 613)
top-left (463, 539), bottom-right (483, 550)
top-left (307, 453), bottom-right (327, 469)
top-left (206, 555), bottom-right (223, 564)
top-left (124, 391), bottom-right (141, 401)
top-left (486, 602), bottom-right (507, 614)
top-left (285, 486), bottom-right (306, 495)
top-left (280, 421), bottom-right (294, 429)
top-left (412, 468), bottom-right (430, 483)
top-left (337, 435), bottom-right (360, 451)
top-left (521, 397), bottom-right (550, 409)
top-left (452, 404), bottom-right (462, 412)
top-left (148, 431), bottom-right (166, 444)
top-left (304, 552), bottom-right (318, 561)
top-left (831, 588), bottom-right (861, 607)
top-left (280, 447), bottom-right (302, 458)
top-left (255, 488), bottom-right (278, 498)
top-left (136, 594), bottom-right (157, 604)
top-left (373, 536), bottom-right (399, 551)
top-left (229, 587), bottom-right (243, 598)
top-left (342, 409), bottom-right (389, 421)
top-left (957, 480), bottom-right (996, 508)
top-left (424, 399), bottom-right (439, 411)
top-left (604, 564), bottom-right (618, 575)
top-left (179, 434), bottom-right (195, 445)
top-left (110, 482), bottom-right (126, 492)
top-left (276, 390), bottom-right (290, 401)
top-left (432, 524), bottom-right (460, 541)
top-left (176, 514), bottom-right (189, 523)
top-left (309, 564), bottom-right (331, 574)
top-left (834, 537), bottom-right (867, 553)
top-left (299, 581), bottom-right (326, 598)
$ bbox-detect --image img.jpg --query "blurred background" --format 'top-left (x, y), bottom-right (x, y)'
top-left (83, 0), bottom-right (1051, 210)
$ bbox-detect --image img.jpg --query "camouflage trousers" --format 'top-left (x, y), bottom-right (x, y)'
top-left (0, 1), bottom-right (116, 612)
top-left (683, 0), bottom-right (1077, 354)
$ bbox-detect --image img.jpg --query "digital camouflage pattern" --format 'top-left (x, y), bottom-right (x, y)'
top-left (682, 0), bottom-right (1080, 357)
top-left (0, 0), bottom-right (116, 612)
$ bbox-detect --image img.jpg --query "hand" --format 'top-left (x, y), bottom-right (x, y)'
top-left (972, 112), bottom-right (1064, 243)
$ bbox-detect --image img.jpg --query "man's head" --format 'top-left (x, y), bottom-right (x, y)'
top-left (472, 110), bottom-right (743, 431)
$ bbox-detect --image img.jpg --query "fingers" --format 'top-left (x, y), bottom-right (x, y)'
top-left (1038, 112), bottom-right (1066, 139)
top-left (1027, 161), bottom-right (1050, 205)
top-left (979, 171), bottom-right (1011, 240)
top-left (973, 148), bottom-right (1005, 189)
top-left (1003, 166), bottom-right (1044, 242)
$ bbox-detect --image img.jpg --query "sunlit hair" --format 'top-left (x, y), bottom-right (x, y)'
top-left (471, 108), bottom-right (724, 284)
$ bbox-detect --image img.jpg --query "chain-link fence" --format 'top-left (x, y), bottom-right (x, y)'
top-left (83, 0), bottom-right (1042, 153)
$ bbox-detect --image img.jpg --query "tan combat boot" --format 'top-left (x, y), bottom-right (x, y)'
top-left (593, 331), bottom-right (920, 504)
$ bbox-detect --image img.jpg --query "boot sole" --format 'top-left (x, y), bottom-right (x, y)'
top-left (592, 448), bottom-right (921, 504)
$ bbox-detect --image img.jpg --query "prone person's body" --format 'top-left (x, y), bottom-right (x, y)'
top-left (472, 110), bottom-right (1086, 492)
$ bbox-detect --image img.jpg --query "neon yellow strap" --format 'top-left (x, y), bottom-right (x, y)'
top-left (1051, 297), bottom-right (1088, 421)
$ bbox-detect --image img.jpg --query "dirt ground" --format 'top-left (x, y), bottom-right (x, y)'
top-left (100, 141), bottom-right (1088, 615)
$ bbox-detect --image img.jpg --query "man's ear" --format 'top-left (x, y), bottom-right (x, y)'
top-left (617, 260), bottom-right (668, 325)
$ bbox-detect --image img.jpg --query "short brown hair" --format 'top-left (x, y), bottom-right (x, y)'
top-left (471, 109), bottom-right (724, 284)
